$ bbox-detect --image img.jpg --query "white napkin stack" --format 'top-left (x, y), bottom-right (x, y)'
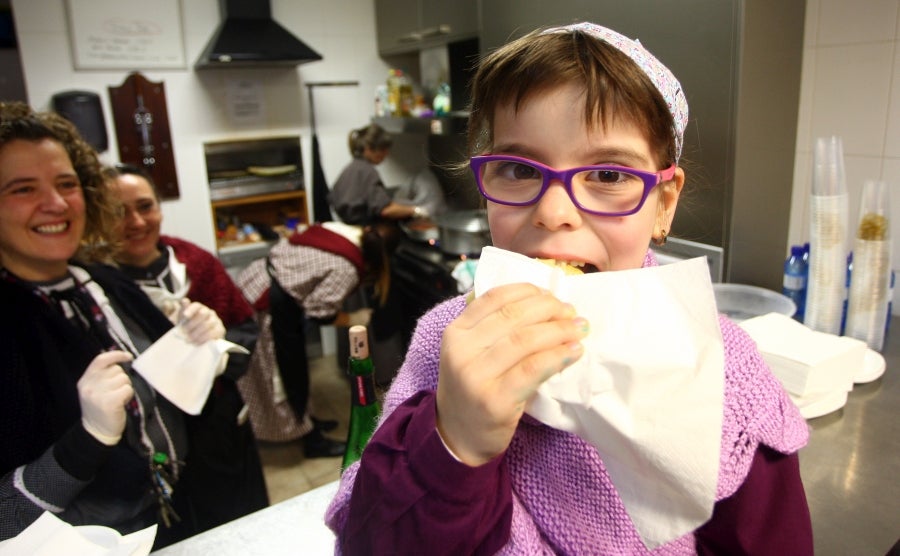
top-left (738, 313), bottom-right (865, 397)
top-left (473, 247), bottom-right (724, 549)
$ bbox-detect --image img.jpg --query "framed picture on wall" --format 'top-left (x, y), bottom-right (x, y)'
top-left (64, 0), bottom-right (186, 70)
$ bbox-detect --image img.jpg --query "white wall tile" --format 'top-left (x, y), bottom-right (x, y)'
top-left (789, 151), bottom-right (812, 247)
top-left (795, 47), bottom-right (817, 155)
top-left (804, 0), bottom-right (821, 48)
top-left (817, 0), bottom-right (899, 45)
top-left (809, 43), bottom-right (893, 156)
top-left (883, 38), bottom-right (900, 157)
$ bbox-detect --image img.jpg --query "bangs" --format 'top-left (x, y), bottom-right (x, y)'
top-left (467, 30), bottom-right (675, 166)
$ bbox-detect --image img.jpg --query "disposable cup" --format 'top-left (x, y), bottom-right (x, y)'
top-left (812, 136), bottom-right (847, 196)
top-left (845, 180), bottom-right (892, 350)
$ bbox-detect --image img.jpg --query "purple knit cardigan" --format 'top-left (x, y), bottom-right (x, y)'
top-left (326, 253), bottom-right (809, 554)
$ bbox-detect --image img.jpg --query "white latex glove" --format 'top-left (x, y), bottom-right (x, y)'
top-left (347, 308), bottom-right (374, 327)
top-left (175, 299), bottom-right (225, 344)
top-left (78, 350), bottom-right (135, 446)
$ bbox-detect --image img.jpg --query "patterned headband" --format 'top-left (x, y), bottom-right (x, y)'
top-left (541, 22), bottom-right (688, 162)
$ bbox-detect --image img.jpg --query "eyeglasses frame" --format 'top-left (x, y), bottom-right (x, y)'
top-left (470, 154), bottom-right (677, 217)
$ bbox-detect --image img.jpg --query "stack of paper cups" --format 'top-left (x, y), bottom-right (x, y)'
top-left (805, 137), bottom-right (849, 335)
top-left (845, 180), bottom-right (892, 351)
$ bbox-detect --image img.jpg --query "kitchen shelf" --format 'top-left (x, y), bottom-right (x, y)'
top-left (211, 189), bottom-right (307, 253)
top-left (373, 112), bottom-right (467, 135)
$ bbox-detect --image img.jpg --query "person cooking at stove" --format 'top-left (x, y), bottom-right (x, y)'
top-left (328, 123), bottom-right (429, 251)
top-left (0, 102), bottom-right (244, 548)
top-left (104, 163), bottom-right (269, 530)
top-left (235, 221), bottom-right (391, 458)
top-left (326, 22), bottom-right (812, 554)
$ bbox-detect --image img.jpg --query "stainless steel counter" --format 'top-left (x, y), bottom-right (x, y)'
top-left (800, 317), bottom-right (899, 556)
top-left (151, 321), bottom-right (899, 556)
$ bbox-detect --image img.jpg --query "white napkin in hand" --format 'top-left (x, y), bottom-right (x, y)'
top-left (473, 247), bottom-right (725, 548)
top-left (133, 325), bottom-right (249, 415)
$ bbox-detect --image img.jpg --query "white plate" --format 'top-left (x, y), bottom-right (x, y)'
top-left (75, 525), bottom-right (121, 548)
top-left (790, 389), bottom-right (849, 419)
top-left (854, 349), bottom-right (886, 384)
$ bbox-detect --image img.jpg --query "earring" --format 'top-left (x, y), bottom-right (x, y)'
top-left (652, 230), bottom-right (668, 246)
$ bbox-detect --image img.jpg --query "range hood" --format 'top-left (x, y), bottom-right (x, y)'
top-left (195, 0), bottom-right (323, 69)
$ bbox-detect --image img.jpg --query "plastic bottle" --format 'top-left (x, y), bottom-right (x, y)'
top-left (386, 69), bottom-right (401, 116)
top-left (840, 252), bottom-right (852, 335)
top-left (783, 245), bottom-right (807, 321)
top-left (374, 85), bottom-right (388, 117)
top-left (886, 270), bottom-right (895, 339)
top-left (397, 71), bottom-right (414, 118)
top-left (341, 325), bottom-right (381, 471)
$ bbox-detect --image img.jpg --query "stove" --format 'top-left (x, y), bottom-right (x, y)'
top-left (391, 240), bottom-right (475, 344)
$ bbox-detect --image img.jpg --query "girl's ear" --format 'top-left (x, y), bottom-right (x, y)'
top-left (653, 166), bottom-right (685, 242)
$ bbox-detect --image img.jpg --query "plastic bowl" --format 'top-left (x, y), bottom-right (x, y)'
top-left (712, 283), bottom-right (797, 322)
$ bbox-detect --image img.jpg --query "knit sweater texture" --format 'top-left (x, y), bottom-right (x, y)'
top-left (326, 252), bottom-right (810, 554)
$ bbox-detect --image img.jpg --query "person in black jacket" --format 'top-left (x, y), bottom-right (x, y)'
top-left (0, 101), bottom-right (257, 548)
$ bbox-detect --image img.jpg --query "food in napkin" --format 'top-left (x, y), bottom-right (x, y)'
top-left (133, 325), bottom-right (249, 415)
top-left (0, 511), bottom-right (156, 556)
top-left (473, 246), bottom-right (725, 548)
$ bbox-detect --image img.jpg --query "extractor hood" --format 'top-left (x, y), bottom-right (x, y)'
top-left (195, 0), bottom-right (323, 69)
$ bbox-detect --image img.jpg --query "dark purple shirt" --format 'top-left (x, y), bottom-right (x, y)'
top-left (341, 390), bottom-right (813, 555)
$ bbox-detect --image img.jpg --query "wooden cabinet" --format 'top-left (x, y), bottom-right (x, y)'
top-left (375, 0), bottom-right (478, 55)
top-left (211, 190), bottom-right (307, 252)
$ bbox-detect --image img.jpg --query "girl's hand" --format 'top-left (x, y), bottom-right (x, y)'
top-left (176, 299), bottom-right (225, 344)
top-left (436, 283), bottom-right (589, 466)
top-left (78, 350), bottom-right (134, 446)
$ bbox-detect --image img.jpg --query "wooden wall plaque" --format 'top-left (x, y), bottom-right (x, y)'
top-left (108, 72), bottom-right (179, 199)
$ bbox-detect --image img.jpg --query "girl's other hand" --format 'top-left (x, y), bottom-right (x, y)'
top-left (176, 298), bottom-right (225, 344)
top-left (78, 350), bottom-right (134, 446)
top-left (436, 283), bottom-right (589, 466)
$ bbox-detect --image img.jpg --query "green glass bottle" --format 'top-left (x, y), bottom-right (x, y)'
top-left (341, 325), bottom-right (381, 471)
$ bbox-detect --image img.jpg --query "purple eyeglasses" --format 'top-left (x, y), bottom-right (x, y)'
top-left (470, 154), bottom-right (676, 217)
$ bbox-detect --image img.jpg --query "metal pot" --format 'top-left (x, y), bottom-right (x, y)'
top-left (399, 218), bottom-right (440, 244)
top-left (435, 209), bottom-right (492, 256)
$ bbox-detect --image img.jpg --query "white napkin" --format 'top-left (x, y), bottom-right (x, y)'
top-left (0, 512), bottom-right (156, 556)
top-left (133, 326), bottom-right (249, 415)
top-left (473, 247), bottom-right (724, 548)
top-left (737, 312), bottom-right (865, 396)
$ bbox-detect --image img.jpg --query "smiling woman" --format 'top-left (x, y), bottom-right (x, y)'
top-left (0, 102), bottom-right (263, 549)
top-left (0, 138), bottom-right (87, 280)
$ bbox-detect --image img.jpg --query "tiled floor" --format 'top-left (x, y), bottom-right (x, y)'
top-left (256, 352), bottom-right (351, 505)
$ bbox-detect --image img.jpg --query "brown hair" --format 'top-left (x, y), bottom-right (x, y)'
top-left (103, 162), bottom-right (160, 201)
top-left (466, 28), bottom-right (677, 169)
top-left (0, 101), bottom-right (121, 263)
top-left (348, 123), bottom-right (393, 158)
top-left (360, 226), bottom-right (391, 306)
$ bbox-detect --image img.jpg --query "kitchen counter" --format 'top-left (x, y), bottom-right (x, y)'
top-left (152, 480), bottom-right (339, 555)
top-left (799, 317), bottom-right (899, 556)
top-left (152, 320), bottom-right (899, 556)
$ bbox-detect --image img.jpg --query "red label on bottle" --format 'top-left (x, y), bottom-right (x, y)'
top-left (352, 373), bottom-right (377, 407)
top-left (355, 375), bottom-right (367, 405)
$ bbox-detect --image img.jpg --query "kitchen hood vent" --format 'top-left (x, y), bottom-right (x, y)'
top-left (195, 0), bottom-right (323, 69)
